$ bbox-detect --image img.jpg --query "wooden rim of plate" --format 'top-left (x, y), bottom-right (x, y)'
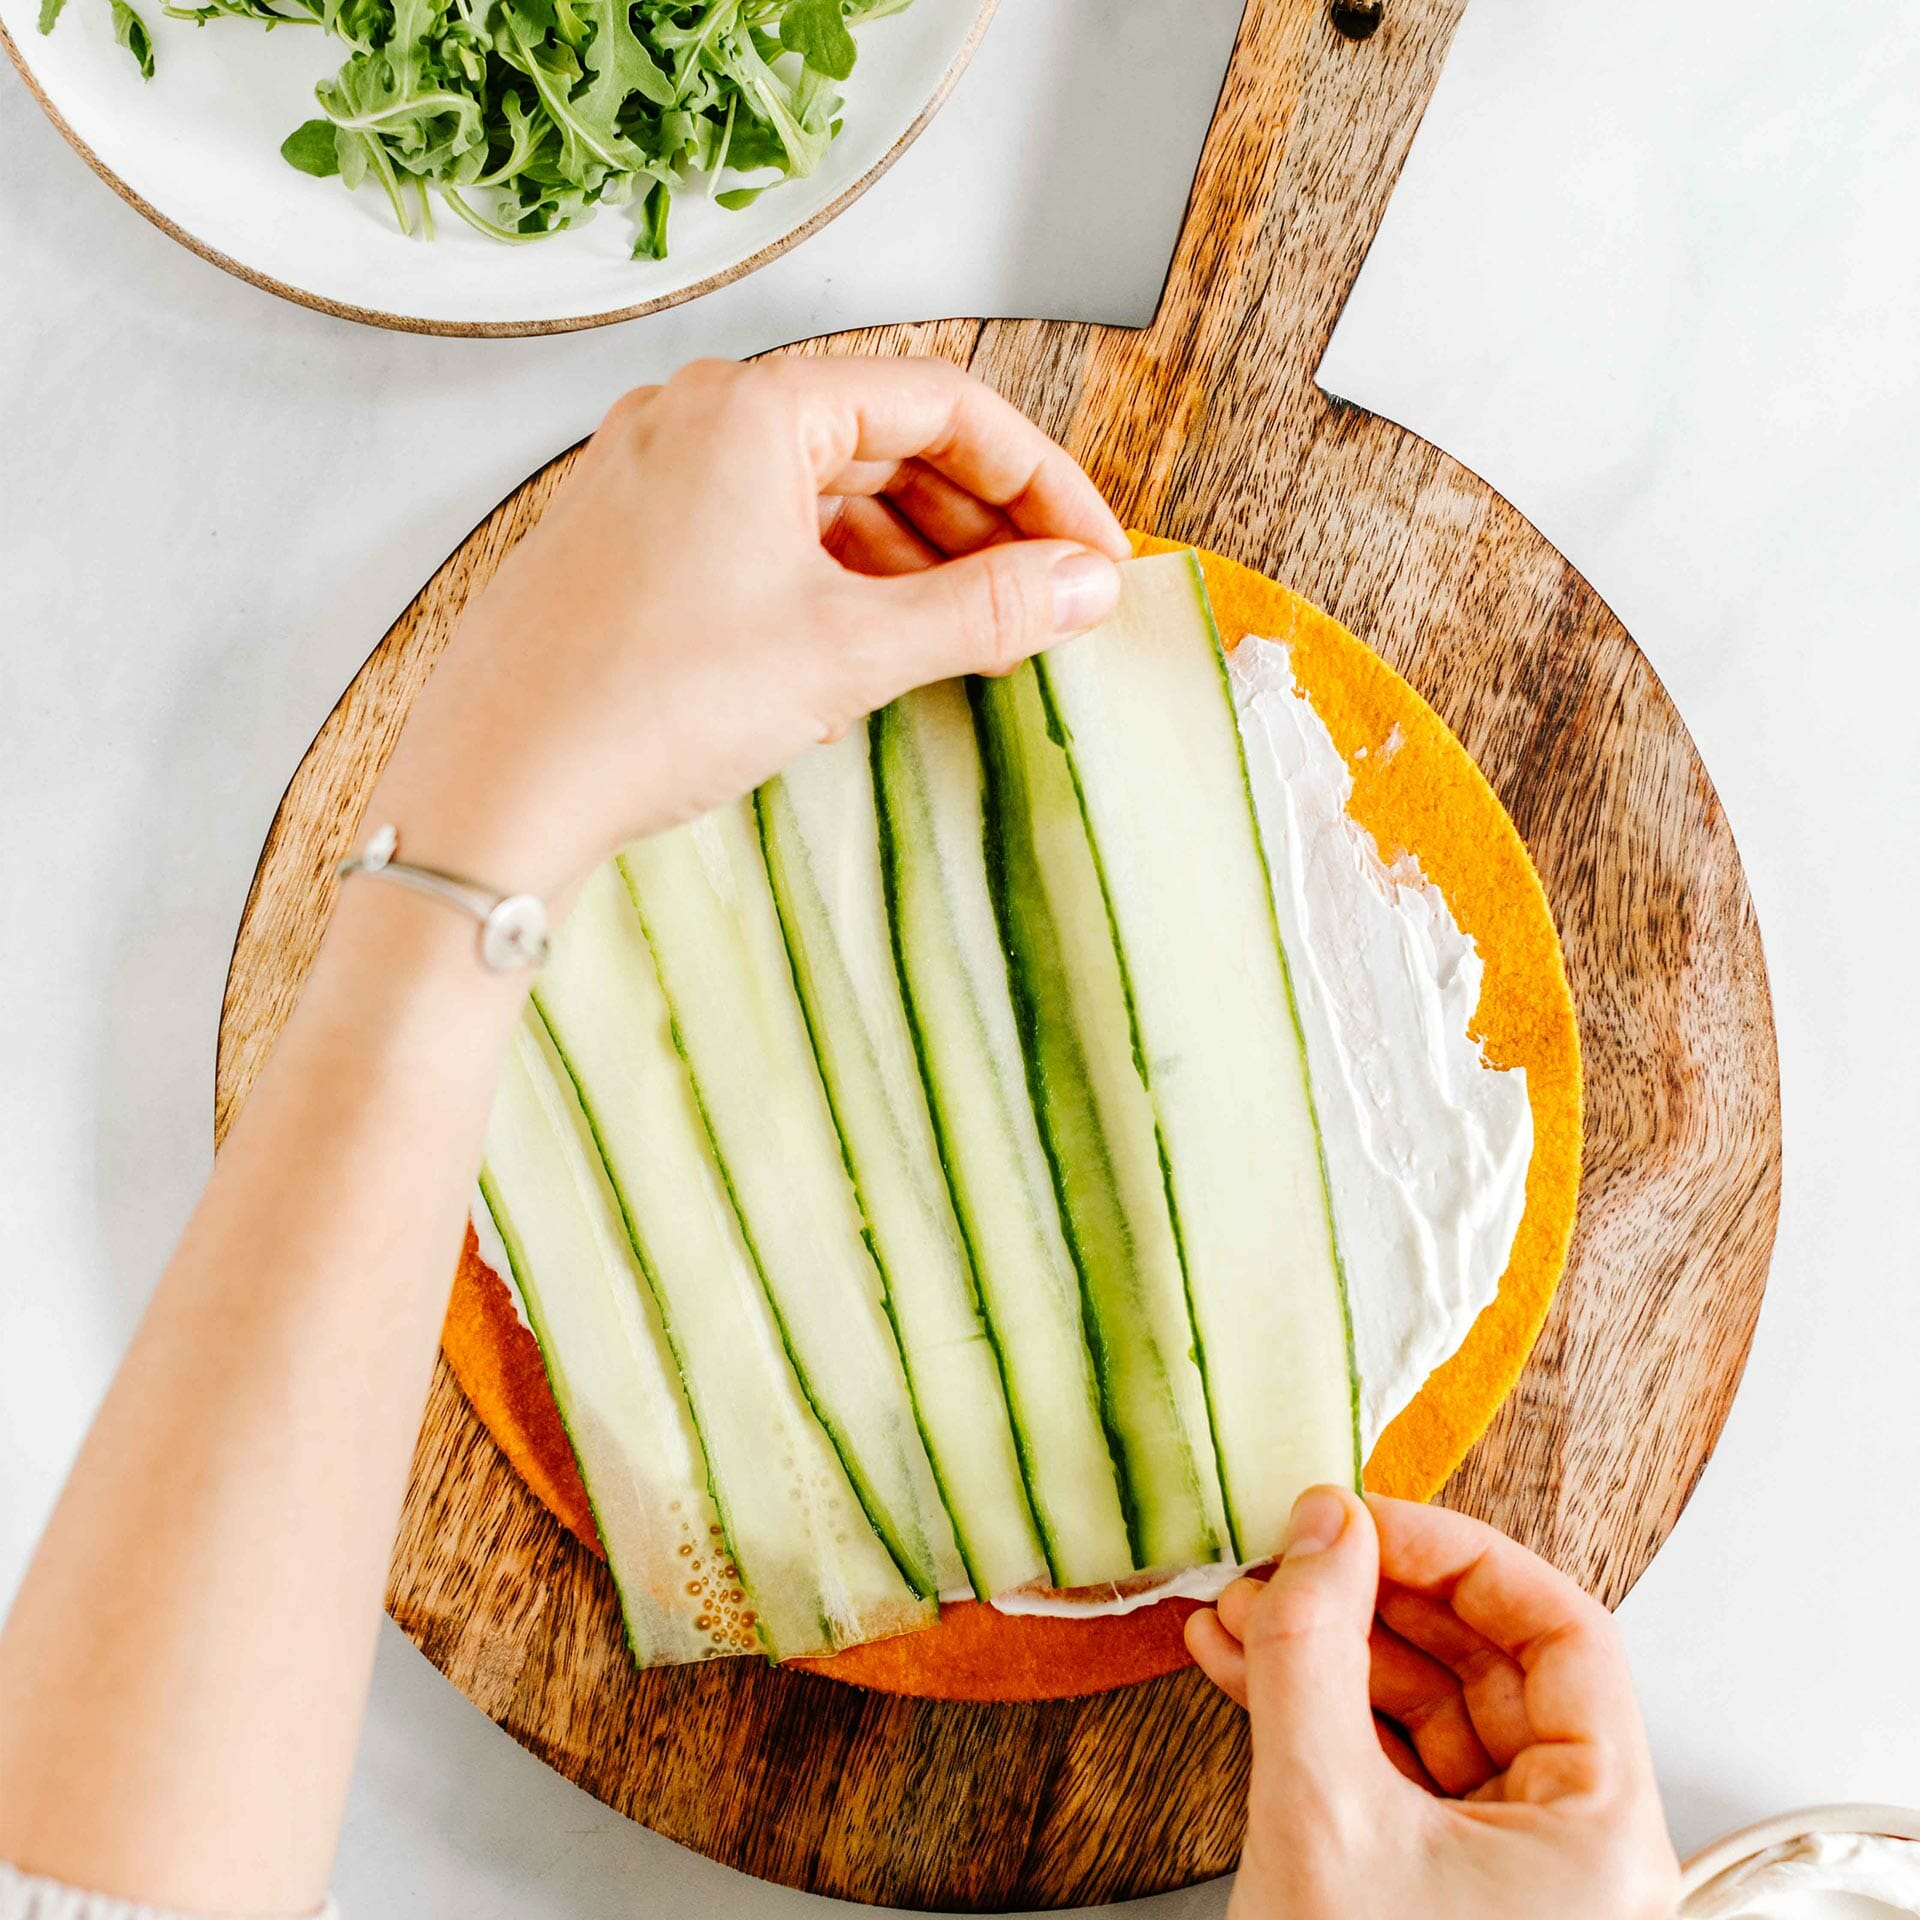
top-left (0, 0), bottom-right (996, 337)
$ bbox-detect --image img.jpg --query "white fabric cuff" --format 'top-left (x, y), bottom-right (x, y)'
top-left (0, 1863), bottom-right (336, 1920)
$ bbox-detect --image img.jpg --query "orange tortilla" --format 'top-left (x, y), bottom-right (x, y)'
top-left (441, 542), bottom-right (1581, 1702)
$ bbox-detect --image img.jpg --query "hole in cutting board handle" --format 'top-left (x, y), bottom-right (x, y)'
top-left (1330, 0), bottom-right (1384, 40)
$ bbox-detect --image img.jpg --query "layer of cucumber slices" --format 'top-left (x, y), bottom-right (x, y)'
top-left (531, 864), bottom-right (932, 1659)
top-left (474, 552), bottom-right (1362, 1666)
top-left (874, 684), bottom-right (1135, 1591)
top-left (975, 664), bottom-right (1227, 1573)
top-left (759, 732), bottom-right (1047, 1600)
top-left (617, 802), bottom-right (962, 1601)
top-left (480, 1018), bottom-right (754, 1666)
top-left (1034, 551), bottom-right (1360, 1559)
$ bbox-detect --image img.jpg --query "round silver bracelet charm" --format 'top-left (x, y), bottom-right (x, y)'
top-left (480, 894), bottom-right (551, 971)
top-left (337, 825), bottom-right (550, 973)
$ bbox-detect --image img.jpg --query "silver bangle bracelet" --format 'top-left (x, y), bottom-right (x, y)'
top-left (336, 824), bottom-right (550, 973)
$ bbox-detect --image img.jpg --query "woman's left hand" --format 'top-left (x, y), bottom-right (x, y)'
top-left (369, 354), bottom-right (1131, 906)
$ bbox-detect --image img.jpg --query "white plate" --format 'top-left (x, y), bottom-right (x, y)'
top-left (0, 0), bottom-right (993, 333)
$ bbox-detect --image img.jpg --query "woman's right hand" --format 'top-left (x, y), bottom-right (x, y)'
top-left (1186, 1489), bottom-right (1681, 1920)
top-left (365, 354), bottom-right (1129, 909)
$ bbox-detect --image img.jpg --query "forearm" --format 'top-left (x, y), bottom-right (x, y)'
top-left (0, 358), bottom-right (1129, 1913)
top-left (0, 881), bottom-right (526, 1913)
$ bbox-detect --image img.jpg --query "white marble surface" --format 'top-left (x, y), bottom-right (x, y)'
top-left (1321, 0), bottom-right (1920, 1856)
top-left (6, 0), bottom-right (1920, 1911)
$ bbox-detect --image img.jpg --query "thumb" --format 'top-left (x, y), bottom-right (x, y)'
top-left (856, 538), bottom-right (1121, 685)
top-left (1238, 1486), bottom-right (1387, 1795)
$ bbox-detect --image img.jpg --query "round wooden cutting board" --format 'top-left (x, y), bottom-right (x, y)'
top-left (214, 0), bottom-right (1782, 1906)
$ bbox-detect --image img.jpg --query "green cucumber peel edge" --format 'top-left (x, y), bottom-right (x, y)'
top-left (1031, 550), bottom-right (1364, 1546)
top-left (868, 702), bottom-right (1072, 1590)
top-left (969, 672), bottom-right (1151, 1568)
top-left (752, 770), bottom-right (995, 1599)
top-left (519, 997), bottom-right (811, 1660)
top-left (611, 845), bottom-right (938, 1601)
top-left (475, 1165), bottom-right (654, 1670)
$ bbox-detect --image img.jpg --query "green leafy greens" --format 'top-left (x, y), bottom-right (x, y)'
top-left (41, 0), bottom-right (914, 258)
top-left (109, 0), bottom-right (156, 74)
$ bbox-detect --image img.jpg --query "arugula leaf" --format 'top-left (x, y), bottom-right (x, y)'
top-left (780, 0), bottom-right (854, 82)
top-left (38, 0), bottom-right (68, 33)
top-left (281, 116), bottom-right (342, 174)
top-left (722, 110), bottom-right (789, 175)
top-left (164, 0), bottom-right (319, 27)
top-left (110, 0), bottom-right (154, 75)
top-left (313, 0), bottom-right (486, 188)
top-left (573, 0), bottom-right (674, 138)
top-left (494, 0), bottom-right (637, 180)
top-left (631, 176), bottom-right (670, 258)
top-left (713, 26), bottom-right (831, 176)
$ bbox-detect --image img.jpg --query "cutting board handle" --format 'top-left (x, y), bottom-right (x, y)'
top-left (972, 0), bottom-right (1449, 543)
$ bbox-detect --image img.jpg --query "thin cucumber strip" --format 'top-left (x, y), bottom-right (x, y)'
top-left (1034, 551), bottom-right (1362, 1560)
top-left (974, 664), bottom-right (1227, 1571)
top-left (617, 803), bottom-right (963, 1600)
top-left (759, 729), bottom-right (1046, 1599)
top-left (480, 1021), bottom-right (750, 1668)
top-left (534, 864), bottom-right (931, 1660)
top-left (872, 682), bottom-right (1135, 1589)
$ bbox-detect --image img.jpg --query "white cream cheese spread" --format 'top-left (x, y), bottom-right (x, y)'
top-left (471, 1183), bottom-right (523, 1325)
top-left (1231, 636), bottom-right (1532, 1448)
top-left (1684, 1833), bottom-right (1920, 1919)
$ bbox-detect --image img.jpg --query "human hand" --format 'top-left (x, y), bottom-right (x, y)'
top-left (1186, 1489), bottom-right (1680, 1920)
top-left (366, 355), bottom-right (1128, 904)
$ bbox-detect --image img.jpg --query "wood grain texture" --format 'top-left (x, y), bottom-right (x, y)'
top-left (213, 0), bottom-right (1782, 1904)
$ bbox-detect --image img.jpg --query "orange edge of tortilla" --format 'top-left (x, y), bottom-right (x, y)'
top-left (438, 538), bottom-right (1583, 1704)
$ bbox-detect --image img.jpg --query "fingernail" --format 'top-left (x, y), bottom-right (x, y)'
top-left (1283, 1487), bottom-right (1349, 1560)
top-left (1051, 551), bottom-right (1120, 633)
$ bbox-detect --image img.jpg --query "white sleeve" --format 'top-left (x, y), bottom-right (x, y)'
top-left (0, 1864), bottom-right (336, 1920)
